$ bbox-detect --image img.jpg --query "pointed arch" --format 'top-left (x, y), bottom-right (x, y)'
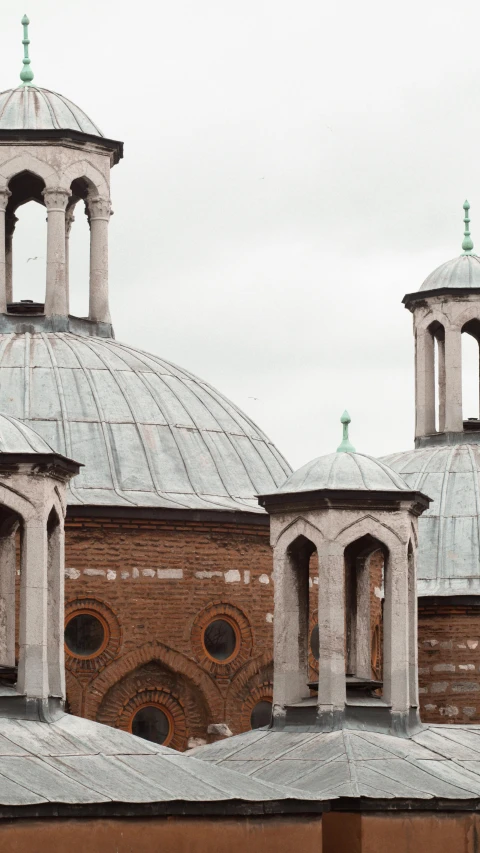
top-left (84, 641), bottom-right (224, 721)
top-left (0, 153), bottom-right (60, 188)
top-left (60, 159), bottom-right (109, 198)
top-left (273, 515), bottom-right (324, 553)
top-left (334, 513), bottom-right (404, 551)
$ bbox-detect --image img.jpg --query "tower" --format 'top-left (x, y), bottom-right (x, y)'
top-left (0, 15), bottom-right (122, 333)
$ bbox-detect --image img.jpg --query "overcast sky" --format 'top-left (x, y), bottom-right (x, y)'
top-left (1, 0), bottom-right (479, 470)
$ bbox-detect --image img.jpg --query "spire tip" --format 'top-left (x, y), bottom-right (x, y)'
top-left (337, 411), bottom-right (356, 453)
top-left (462, 200), bottom-right (474, 254)
top-left (19, 14), bottom-right (34, 86)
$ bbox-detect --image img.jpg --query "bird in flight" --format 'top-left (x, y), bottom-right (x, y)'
top-left (27, 256), bottom-right (39, 262)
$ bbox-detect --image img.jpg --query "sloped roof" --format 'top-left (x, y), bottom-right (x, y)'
top-left (0, 712), bottom-right (304, 807)
top-left (189, 725), bottom-right (480, 800)
top-left (0, 86), bottom-right (102, 136)
top-left (274, 451), bottom-right (409, 495)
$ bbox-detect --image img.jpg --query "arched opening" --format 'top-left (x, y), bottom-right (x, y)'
top-left (344, 535), bottom-right (386, 695)
top-left (462, 319), bottom-right (480, 426)
top-left (282, 534), bottom-right (317, 704)
top-left (6, 170), bottom-right (47, 306)
top-left (429, 321), bottom-right (445, 432)
top-left (0, 507), bottom-right (22, 678)
top-left (68, 177), bottom-right (94, 318)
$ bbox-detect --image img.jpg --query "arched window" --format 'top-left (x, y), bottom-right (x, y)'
top-left (429, 321), bottom-right (445, 432)
top-left (7, 170), bottom-right (47, 305)
top-left (344, 536), bottom-right (386, 691)
top-left (462, 320), bottom-right (480, 426)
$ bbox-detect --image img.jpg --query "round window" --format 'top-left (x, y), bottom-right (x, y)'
top-left (250, 700), bottom-right (272, 729)
top-left (203, 618), bottom-right (238, 662)
top-left (131, 705), bottom-right (172, 745)
top-left (65, 612), bottom-right (107, 658)
top-left (310, 624), bottom-right (319, 661)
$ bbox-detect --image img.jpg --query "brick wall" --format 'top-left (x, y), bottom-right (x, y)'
top-left (63, 513), bottom-right (275, 749)
top-left (418, 602), bottom-right (480, 724)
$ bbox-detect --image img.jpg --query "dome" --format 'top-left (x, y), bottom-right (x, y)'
top-left (381, 444), bottom-right (480, 595)
top-left (0, 411), bottom-right (56, 455)
top-left (0, 332), bottom-right (291, 512)
top-left (0, 86), bottom-right (102, 136)
top-left (275, 451), bottom-right (409, 494)
top-left (418, 254), bottom-right (480, 292)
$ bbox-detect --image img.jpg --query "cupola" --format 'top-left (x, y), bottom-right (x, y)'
top-left (258, 414), bottom-right (431, 733)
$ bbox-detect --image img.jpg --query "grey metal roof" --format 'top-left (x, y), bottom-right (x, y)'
top-left (0, 412), bottom-right (55, 454)
top-left (0, 332), bottom-right (291, 511)
top-left (0, 711), bottom-right (301, 806)
top-left (275, 451), bottom-right (409, 495)
top-left (189, 724), bottom-right (480, 800)
top-left (418, 254), bottom-right (480, 292)
top-left (381, 444), bottom-right (480, 596)
top-left (0, 86), bottom-right (103, 136)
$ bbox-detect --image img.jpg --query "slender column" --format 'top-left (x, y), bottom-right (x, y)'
top-left (47, 514), bottom-right (65, 699)
top-left (444, 326), bottom-right (463, 432)
top-left (415, 328), bottom-right (435, 437)
top-left (88, 196), bottom-right (112, 323)
top-left (42, 187), bottom-right (71, 318)
top-left (0, 189), bottom-right (11, 313)
top-left (407, 546), bottom-right (419, 708)
top-left (17, 516), bottom-right (49, 698)
top-left (5, 213), bottom-right (18, 304)
top-left (355, 554), bottom-right (371, 679)
top-left (438, 336), bottom-right (446, 432)
top-left (317, 541), bottom-right (346, 713)
top-left (65, 208), bottom-right (75, 309)
top-left (383, 545), bottom-right (410, 714)
top-left (0, 530), bottom-right (17, 667)
top-left (272, 543), bottom-right (310, 710)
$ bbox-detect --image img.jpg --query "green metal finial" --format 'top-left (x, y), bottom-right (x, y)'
top-left (462, 200), bottom-right (474, 254)
top-left (20, 15), bottom-right (34, 86)
top-left (336, 410), bottom-right (356, 453)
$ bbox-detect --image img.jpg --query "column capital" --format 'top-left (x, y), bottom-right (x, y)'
top-left (0, 187), bottom-right (11, 211)
top-left (88, 196), bottom-right (112, 220)
top-left (5, 213), bottom-right (18, 237)
top-left (42, 187), bottom-right (71, 211)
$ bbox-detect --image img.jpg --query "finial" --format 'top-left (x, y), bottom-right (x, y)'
top-left (20, 15), bottom-right (34, 86)
top-left (336, 410), bottom-right (356, 453)
top-left (462, 200), bottom-right (474, 254)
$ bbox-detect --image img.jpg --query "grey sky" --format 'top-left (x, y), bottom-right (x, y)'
top-left (1, 1), bottom-right (479, 470)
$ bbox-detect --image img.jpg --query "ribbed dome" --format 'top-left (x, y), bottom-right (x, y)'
top-left (275, 451), bottom-right (409, 494)
top-left (0, 412), bottom-right (55, 455)
top-left (419, 254), bottom-right (480, 292)
top-left (0, 86), bottom-right (102, 136)
top-left (0, 332), bottom-right (291, 512)
top-left (381, 444), bottom-right (480, 595)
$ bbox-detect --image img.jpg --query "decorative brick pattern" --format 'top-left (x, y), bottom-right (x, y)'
top-left (190, 601), bottom-right (253, 678)
top-left (64, 597), bottom-right (122, 676)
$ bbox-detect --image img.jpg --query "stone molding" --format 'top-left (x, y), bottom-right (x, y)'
top-left (42, 187), bottom-right (71, 211)
top-left (0, 187), bottom-right (11, 211)
top-left (88, 196), bottom-right (111, 220)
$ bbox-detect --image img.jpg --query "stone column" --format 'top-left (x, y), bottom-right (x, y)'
top-left (5, 213), bottom-right (18, 305)
top-left (47, 513), bottom-right (65, 700)
top-left (272, 542), bottom-right (310, 711)
top-left (0, 188), bottom-right (11, 313)
top-left (407, 545), bottom-right (419, 708)
top-left (317, 541), bottom-right (346, 713)
top-left (438, 336), bottom-right (446, 432)
top-left (444, 326), bottom-right (463, 432)
top-left (415, 328), bottom-right (435, 437)
top-left (17, 515), bottom-right (49, 698)
top-left (65, 208), bottom-right (75, 309)
top-left (0, 530), bottom-right (17, 667)
top-left (88, 196), bottom-right (112, 324)
top-left (42, 187), bottom-right (71, 318)
top-left (383, 545), bottom-right (410, 714)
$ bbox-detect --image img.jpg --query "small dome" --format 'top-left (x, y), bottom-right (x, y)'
top-left (0, 412), bottom-right (55, 454)
top-left (276, 451), bottom-right (410, 494)
top-left (0, 86), bottom-right (102, 136)
top-left (419, 254), bottom-right (480, 292)
top-left (382, 444), bottom-right (480, 595)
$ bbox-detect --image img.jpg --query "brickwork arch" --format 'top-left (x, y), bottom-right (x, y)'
top-left (191, 601), bottom-right (253, 677)
top-left (84, 640), bottom-right (223, 721)
top-left (225, 653), bottom-right (273, 733)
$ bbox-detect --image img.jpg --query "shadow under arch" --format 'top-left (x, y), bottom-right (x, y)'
top-left (85, 640), bottom-right (224, 721)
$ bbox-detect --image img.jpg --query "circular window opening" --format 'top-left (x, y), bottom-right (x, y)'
top-left (203, 618), bottom-right (239, 662)
top-left (65, 612), bottom-right (107, 658)
top-left (131, 705), bottom-right (172, 746)
top-left (250, 700), bottom-right (272, 729)
top-left (310, 624), bottom-right (319, 661)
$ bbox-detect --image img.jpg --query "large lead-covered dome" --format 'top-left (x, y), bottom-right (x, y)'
top-left (0, 332), bottom-right (290, 512)
top-left (381, 445), bottom-right (480, 596)
top-left (0, 86), bottom-right (102, 136)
